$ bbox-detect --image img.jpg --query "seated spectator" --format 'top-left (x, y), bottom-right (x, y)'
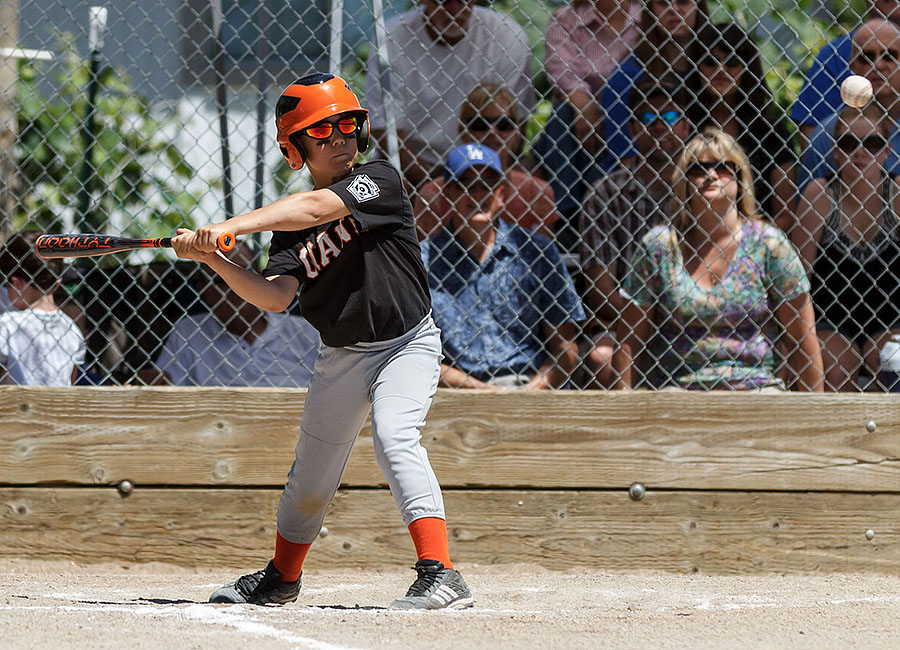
top-left (793, 105), bottom-right (900, 391)
top-left (152, 243), bottom-right (320, 387)
top-left (600, 0), bottom-right (711, 169)
top-left (579, 78), bottom-right (690, 387)
top-left (55, 268), bottom-right (105, 386)
top-left (612, 129), bottom-right (824, 391)
top-left (365, 0), bottom-right (534, 189)
top-left (0, 277), bottom-right (10, 312)
top-left (686, 22), bottom-right (796, 231)
top-left (799, 19), bottom-right (900, 192)
top-left (421, 143), bottom-right (585, 389)
top-left (791, 0), bottom-right (900, 143)
top-left (0, 230), bottom-right (85, 385)
top-left (415, 82), bottom-right (559, 240)
top-left (535, 0), bottom-right (642, 229)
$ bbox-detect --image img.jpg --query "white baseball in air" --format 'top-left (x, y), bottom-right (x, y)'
top-left (840, 75), bottom-right (873, 108)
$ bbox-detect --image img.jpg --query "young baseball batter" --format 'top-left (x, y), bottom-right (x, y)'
top-left (172, 73), bottom-right (472, 610)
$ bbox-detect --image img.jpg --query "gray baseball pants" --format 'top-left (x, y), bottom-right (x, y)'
top-left (276, 314), bottom-right (446, 543)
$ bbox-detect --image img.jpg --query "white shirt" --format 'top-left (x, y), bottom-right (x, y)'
top-left (155, 311), bottom-right (320, 387)
top-left (366, 6), bottom-right (534, 170)
top-left (0, 309), bottom-right (86, 385)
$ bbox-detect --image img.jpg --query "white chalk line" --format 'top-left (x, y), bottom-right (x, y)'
top-left (0, 602), bottom-right (366, 650)
top-left (672, 593), bottom-right (900, 612)
top-left (195, 583), bottom-right (365, 595)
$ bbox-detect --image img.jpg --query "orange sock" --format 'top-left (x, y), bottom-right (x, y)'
top-left (408, 517), bottom-right (453, 569)
top-left (272, 531), bottom-right (312, 583)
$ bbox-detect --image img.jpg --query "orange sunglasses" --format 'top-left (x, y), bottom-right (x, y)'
top-left (302, 117), bottom-right (360, 140)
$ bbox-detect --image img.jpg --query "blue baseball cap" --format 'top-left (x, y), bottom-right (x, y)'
top-left (443, 143), bottom-right (504, 182)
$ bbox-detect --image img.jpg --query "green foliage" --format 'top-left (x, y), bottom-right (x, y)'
top-left (14, 39), bottom-right (201, 252)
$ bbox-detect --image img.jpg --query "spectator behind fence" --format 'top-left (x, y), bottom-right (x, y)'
top-left (415, 82), bottom-right (559, 241)
top-left (365, 0), bottom-right (534, 189)
top-left (793, 105), bottom-right (900, 391)
top-left (686, 22), bottom-right (797, 232)
top-left (600, 0), bottom-right (711, 169)
top-left (421, 143), bottom-right (585, 389)
top-left (799, 19), bottom-right (900, 192)
top-left (0, 230), bottom-right (85, 386)
top-left (153, 243), bottom-right (320, 387)
top-left (613, 129), bottom-right (824, 391)
top-left (578, 78), bottom-right (690, 388)
top-left (536, 0), bottom-right (642, 223)
top-left (791, 0), bottom-right (900, 143)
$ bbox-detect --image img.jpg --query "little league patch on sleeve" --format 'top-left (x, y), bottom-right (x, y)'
top-left (347, 174), bottom-right (380, 203)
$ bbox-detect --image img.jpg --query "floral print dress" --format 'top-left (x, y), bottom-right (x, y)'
top-left (622, 219), bottom-right (811, 389)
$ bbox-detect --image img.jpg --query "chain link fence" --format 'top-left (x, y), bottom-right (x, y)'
top-left (1, 0), bottom-right (898, 392)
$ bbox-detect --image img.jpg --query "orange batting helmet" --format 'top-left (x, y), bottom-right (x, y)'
top-left (275, 73), bottom-right (370, 170)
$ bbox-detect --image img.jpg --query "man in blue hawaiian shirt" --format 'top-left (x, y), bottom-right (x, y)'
top-left (421, 143), bottom-right (585, 389)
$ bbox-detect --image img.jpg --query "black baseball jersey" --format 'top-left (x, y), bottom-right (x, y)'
top-left (263, 160), bottom-right (431, 347)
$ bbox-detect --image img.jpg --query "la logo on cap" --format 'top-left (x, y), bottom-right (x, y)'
top-left (465, 144), bottom-right (485, 160)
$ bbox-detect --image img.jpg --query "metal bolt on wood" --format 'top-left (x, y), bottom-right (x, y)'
top-left (629, 483), bottom-right (646, 501)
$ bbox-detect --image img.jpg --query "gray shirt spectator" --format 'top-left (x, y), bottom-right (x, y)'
top-left (366, 2), bottom-right (534, 187)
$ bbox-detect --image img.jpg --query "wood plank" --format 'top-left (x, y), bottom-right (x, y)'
top-left (1, 487), bottom-right (898, 574)
top-left (2, 387), bottom-right (899, 490)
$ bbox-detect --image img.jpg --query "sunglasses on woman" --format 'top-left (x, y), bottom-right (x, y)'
top-left (637, 110), bottom-right (682, 127)
top-left (686, 160), bottom-right (738, 177)
top-left (466, 115), bottom-right (518, 133)
top-left (836, 134), bottom-right (888, 153)
top-left (302, 117), bottom-right (360, 140)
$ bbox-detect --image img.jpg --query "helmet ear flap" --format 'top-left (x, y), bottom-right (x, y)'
top-left (357, 113), bottom-right (370, 154)
top-left (287, 132), bottom-right (308, 170)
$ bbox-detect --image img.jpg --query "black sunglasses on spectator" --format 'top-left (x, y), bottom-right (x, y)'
top-left (466, 115), bottom-right (518, 133)
top-left (686, 160), bottom-right (738, 177)
top-left (836, 134), bottom-right (888, 153)
top-left (859, 48), bottom-right (900, 66)
top-left (699, 53), bottom-right (742, 69)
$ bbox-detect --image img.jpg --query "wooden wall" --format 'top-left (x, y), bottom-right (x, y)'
top-left (2, 386), bottom-right (899, 573)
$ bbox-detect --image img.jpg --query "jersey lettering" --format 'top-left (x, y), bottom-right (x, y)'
top-left (317, 232), bottom-right (341, 264)
top-left (334, 221), bottom-right (352, 242)
top-left (296, 216), bottom-right (359, 279)
top-left (299, 243), bottom-right (320, 278)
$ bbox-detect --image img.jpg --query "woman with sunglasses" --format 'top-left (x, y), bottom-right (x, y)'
top-left (415, 83), bottom-right (559, 240)
top-left (685, 22), bottom-right (796, 232)
top-left (793, 105), bottom-right (900, 391)
top-left (613, 129), bottom-right (824, 391)
top-left (171, 73), bottom-right (473, 609)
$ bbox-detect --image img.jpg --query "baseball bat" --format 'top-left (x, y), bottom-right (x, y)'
top-left (34, 232), bottom-right (236, 259)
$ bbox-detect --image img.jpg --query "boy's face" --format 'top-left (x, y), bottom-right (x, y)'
top-left (298, 111), bottom-right (360, 180)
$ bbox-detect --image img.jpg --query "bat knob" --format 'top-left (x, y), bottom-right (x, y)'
top-left (217, 232), bottom-right (236, 252)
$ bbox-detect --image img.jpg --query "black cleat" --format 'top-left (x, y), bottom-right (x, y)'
top-left (208, 560), bottom-right (301, 605)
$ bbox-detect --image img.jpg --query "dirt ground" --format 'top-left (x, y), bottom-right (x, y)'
top-left (1, 560), bottom-right (899, 650)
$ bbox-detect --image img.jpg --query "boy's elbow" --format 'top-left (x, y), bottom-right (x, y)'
top-left (260, 295), bottom-right (294, 313)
